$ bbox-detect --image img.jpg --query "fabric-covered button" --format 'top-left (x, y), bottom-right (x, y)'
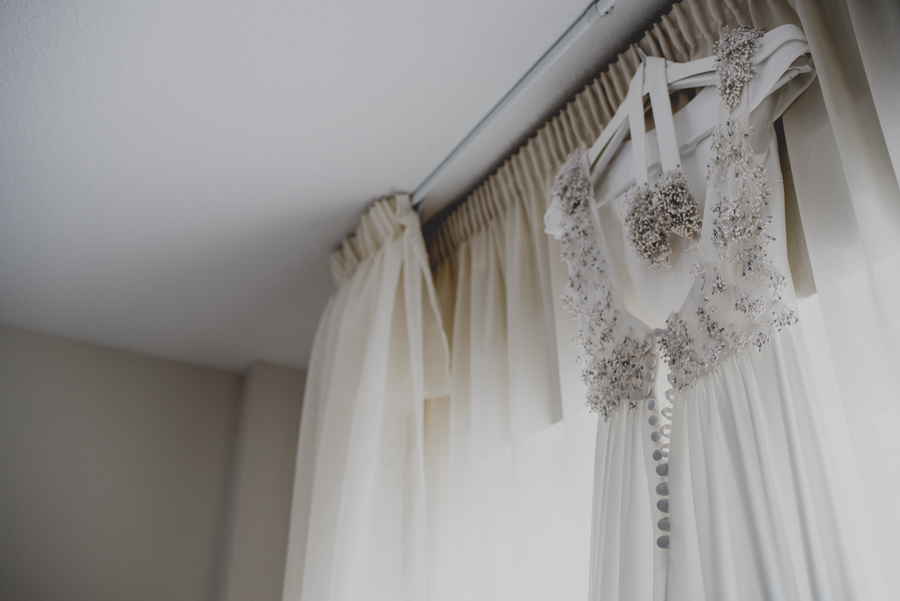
top-left (657, 499), bottom-right (669, 512)
top-left (651, 430), bottom-right (661, 442)
top-left (656, 482), bottom-right (668, 496)
top-left (648, 414), bottom-right (659, 426)
top-left (652, 449), bottom-right (663, 461)
top-left (656, 463), bottom-right (668, 476)
top-left (657, 535), bottom-right (670, 549)
top-left (646, 357), bottom-right (657, 369)
top-left (652, 328), bottom-right (664, 338)
top-left (643, 385), bottom-right (652, 397)
top-left (645, 371), bottom-right (655, 382)
top-left (658, 518), bottom-right (670, 531)
top-left (647, 399), bottom-right (656, 411)
top-left (650, 344), bottom-right (659, 355)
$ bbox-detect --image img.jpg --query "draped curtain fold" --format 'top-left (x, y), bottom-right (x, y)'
top-left (282, 194), bottom-right (449, 601)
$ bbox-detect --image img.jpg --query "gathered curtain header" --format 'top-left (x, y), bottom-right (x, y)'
top-left (424, 0), bottom-right (800, 267)
top-left (329, 193), bottom-right (417, 285)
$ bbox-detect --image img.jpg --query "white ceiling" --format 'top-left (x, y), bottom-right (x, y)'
top-left (0, 0), bottom-right (667, 371)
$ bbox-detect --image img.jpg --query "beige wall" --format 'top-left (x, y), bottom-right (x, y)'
top-left (0, 324), bottom-right (305, 601)
top-left (220, 362), bottom-right (306, 601)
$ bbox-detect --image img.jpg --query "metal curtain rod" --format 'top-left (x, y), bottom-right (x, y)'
top-left (411, 0), bottom-right (617, 210)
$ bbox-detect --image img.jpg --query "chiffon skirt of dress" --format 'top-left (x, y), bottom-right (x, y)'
top-left (590, 326), bottom-right (861, 601)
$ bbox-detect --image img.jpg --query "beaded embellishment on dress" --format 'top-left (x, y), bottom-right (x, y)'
top-left (553, 152), bottom-right (654, 419)
top-left (624, 168), bottom-right (702, 271)
top-left (548, 25), bottom-right (800, 412)
top-left (714, 25), bottom-right (765, 109)
top-left (661, 28), bottom-right (798, 391)
top-left (656, 168), bottom-right (702, 240)
top-left (624, 182), bottom-right (671, 270)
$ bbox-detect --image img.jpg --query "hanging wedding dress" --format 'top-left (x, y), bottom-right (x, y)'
top-left (546, 26), bottom-right (860, 600)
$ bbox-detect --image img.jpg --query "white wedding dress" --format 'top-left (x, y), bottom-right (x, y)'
top-left (546, 26), bottom-right (859, 600)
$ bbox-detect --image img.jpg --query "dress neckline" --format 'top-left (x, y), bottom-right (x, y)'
top-left (582, 149), bottom-right (704, 336)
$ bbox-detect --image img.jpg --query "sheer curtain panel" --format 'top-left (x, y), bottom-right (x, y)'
top-left (282, 194), bottom-right (449, 601)
top-left (425, 161), bottom-right (598, 601)
top-left (782, 0), bottom-right (900, 596)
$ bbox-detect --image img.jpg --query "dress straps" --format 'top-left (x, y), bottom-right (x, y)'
top-left (623, 56), bottom-right (702, 270)
top-left (625, 56), bottom-right (684, 184)
top-left (646, 57), bottom-right (681, 173)
top-left (626, 61), bottom-right (648, 186)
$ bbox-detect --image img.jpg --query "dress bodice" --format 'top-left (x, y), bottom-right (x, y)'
top-left (545, 25), bottom-right (814, 418)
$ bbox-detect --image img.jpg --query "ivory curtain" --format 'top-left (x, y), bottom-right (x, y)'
top-left (781, 0), bottom-right (900, 597)
top-left (282, 194), bottom-right (449, 601)
top-left (282, 0), bottom-right (899, 598)
top-left (424, 162), bottom-right (598, 601)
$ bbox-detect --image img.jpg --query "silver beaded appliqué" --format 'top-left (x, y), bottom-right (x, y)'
top-left (714, 25), bottom-right (764, 108)
top-left (549, 25), bottom-right (799, 410)
top-left (552, 151), bottom-right (653, 419)
top-left (656, 168), bottom-right (702, 240)
top-left (624, 168), bottom-right (701, 270)
top-left (625, 182), bottom-right (671, 270)
top-left (661, 26), bottom-right (798, 391)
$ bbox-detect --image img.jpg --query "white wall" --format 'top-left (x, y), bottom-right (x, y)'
top-left (0, 324), bottom-right (305, 601)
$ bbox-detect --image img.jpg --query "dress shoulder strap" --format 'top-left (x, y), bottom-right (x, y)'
top-left (645, 56), bottom-right (681, 173)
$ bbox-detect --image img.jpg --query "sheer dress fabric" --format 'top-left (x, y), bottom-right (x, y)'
top-left (545, 27), bottom-right (860, 601)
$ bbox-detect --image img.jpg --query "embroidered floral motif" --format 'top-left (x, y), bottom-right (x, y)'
top-left (624, 168), bottom-right (702, 270)
top-left (554, 152), bottom-right (607, 315)
top-left (714, 25), bottom-right (764, 108)
top-left (585, 334), bottom-right (653, 418)
top-left (552, 151), bottom-right (653, 419)
top-left (549, 25), bottom-right (799, 406)
top-left (625, 182), bottom-right (671, 270)
top-left (659, 314), bottom-right (704, 389)
top-left (661, 27), bottom-right (798, 391)
top-left (707, 118), bottom-right (774, 278)
top-left (656, 168), bottom-right (702, 240)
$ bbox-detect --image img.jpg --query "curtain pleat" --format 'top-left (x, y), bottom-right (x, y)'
top-left (283, 195), bottom-right (450, 601)
top-left (426, 0), bottom-right (801, 270)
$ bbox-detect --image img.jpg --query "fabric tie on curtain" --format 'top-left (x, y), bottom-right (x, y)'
top-left (282, 194), bottom-right (449, 601)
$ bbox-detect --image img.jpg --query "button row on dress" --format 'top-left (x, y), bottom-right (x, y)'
top-left (650, 327), bottom-right (671, 550)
